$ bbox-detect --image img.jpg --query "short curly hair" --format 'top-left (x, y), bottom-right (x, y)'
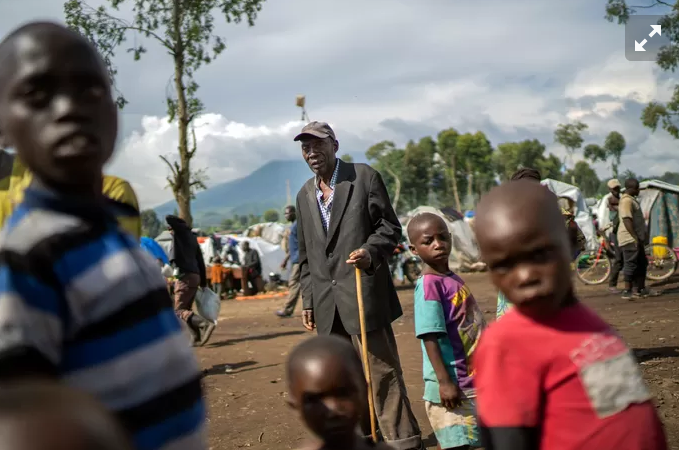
top-left (510, 167), bottom-right (541, 181)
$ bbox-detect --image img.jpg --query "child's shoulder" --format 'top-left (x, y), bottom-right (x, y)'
top-left (0, 204), bottom-right (83, 250)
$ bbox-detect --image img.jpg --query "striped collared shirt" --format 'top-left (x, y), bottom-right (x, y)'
top-left (315, 159), bottom-right (339, 231)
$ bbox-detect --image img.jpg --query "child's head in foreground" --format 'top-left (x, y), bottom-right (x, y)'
top-left (286, 335), bottom-right (367, 447)
top-left (407, 212), bottom-right (451, 273)
top-left (0, 382), bottom-right (132, 450)
top-left (475, 180), bottom-right (574, 319)
top-left (0, 21), bottom-right (117, 196)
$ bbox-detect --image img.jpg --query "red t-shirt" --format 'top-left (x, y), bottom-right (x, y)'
top-left (475, 302), bottom-right (667, 450)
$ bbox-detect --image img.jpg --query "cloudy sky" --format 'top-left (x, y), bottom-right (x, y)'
top-left (1, 0), bottom-right (675, 208)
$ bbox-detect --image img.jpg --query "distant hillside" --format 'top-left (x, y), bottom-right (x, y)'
top-left (154, 159), bottom-right (314, 226)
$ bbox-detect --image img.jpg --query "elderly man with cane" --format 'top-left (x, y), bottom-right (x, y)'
top-left (293, 122), bottom-right (422, 450)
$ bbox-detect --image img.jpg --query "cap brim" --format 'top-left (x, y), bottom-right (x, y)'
top-left (293, 130), bottom-right (329, 141)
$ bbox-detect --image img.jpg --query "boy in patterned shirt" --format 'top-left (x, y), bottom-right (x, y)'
top-left (408, 212), bottom-right (487, 449)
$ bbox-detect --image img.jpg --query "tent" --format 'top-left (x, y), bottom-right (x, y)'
top-left (140, 237), bottom-right (169, 265)
top-left (223, 236), bottom-right (287, 279)
top-left (541, 178), bottom-right (597, 250)
top-left (403, 206), bottom-right (485, 272)
top-left (155, 230), bottom-right (173, 261)
top-left (638, 179), bottom-right (679, 249)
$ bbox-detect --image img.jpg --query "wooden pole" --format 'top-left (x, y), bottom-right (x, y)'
top-left (355, 267), bottom-right (377, 442)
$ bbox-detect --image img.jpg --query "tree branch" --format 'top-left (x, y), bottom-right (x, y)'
top-left (78, 1), bottom-right (174, 51)
top-left (159, 155), bottom-right (178, 176)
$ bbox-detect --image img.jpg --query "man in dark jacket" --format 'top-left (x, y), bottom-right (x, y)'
top-left (166, 215), bottom-right (215, 346)
top-left (294, 122), bottom-right (422, 450)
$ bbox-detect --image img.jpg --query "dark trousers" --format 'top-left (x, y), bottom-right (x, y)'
top-left (622, 242), bottom-right (648, 290)
top-left (330, 309), bottom-right (421, 450)
top-left (609, 232), bottom-right (624, 287)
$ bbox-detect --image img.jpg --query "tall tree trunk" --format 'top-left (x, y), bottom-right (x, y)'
top-left (451, 156), bottom-right (462, 212)
top-left (172, 0), bottom-right (192, 226)
top-left (386, 168), bottom-right (401, 212)
top-left (466, 161), bottom-right (473, 210)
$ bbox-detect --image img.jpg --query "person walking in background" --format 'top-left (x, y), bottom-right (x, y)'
top-left (606, 179), bottom-right (624, 293)
top-left (277, 205), bottom-right (301, 317)
top-left (167, 215), bottom-right (215, 346)
top-left (294, 121), bottom-right (422, 450)
top-left (618, 179), bottom-right (659, 300)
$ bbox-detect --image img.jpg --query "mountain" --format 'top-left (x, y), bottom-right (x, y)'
top-left (154, 159), bottom-right (314, 226)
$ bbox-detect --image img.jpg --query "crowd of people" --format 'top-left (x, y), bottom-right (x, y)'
top-left (0, 19), bottom-right (668, 450)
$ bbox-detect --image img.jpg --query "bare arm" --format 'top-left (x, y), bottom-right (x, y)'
top-left (421, 334), bottom-right (453, 385)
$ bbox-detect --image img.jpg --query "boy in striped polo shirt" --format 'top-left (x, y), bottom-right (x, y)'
top-left (0, 21), bottom-right (206, 450)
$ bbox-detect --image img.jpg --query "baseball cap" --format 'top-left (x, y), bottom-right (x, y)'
top-left (607, 179), bottom-right (621, 189)
top-left (293, 121), bottom-right (336, 141)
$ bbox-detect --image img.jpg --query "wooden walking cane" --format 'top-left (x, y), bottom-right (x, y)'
top-left (355, 266), bottom-right (378, 442)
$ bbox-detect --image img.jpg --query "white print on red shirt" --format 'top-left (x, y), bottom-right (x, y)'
top-left (570, 333), bottom-right (651, 418)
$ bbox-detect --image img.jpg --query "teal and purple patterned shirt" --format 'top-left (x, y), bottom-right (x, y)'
top-left (414, 272), bottom-right (487, 402)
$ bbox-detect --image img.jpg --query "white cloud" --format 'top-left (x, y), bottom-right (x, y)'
top-left (5, 0), bottom-right (679, 208)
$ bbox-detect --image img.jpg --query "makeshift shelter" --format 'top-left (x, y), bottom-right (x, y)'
top-left (404, 206), bottom-right (485, 272)
top-left (155, 230), bottom-right (173, 261)
top-left (140, 237), bottom-right (169, 265)
top-left (638, 179), bottom-right (679, 249)
top-left (541, 178), bottom-right (597, 250)
top-left (224, 236), bottom-right (287, 279)
top-left (244, 222), bottom-right (286, 245)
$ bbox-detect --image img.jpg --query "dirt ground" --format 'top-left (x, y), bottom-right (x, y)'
top-left (196, 274), bottom-right (679, 449)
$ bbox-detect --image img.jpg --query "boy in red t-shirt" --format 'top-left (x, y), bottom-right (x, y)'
top-left (472, 180), bottom-right (667, 450)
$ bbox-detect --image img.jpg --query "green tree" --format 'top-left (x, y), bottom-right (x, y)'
top-left (141, 209), bottom-right (162, 237)
top-left (238, 215), bottom-right (248, 227)
top-left (457, 131), bottom-right (493, 208)
top-left (401, 139), bottom-right (435, 210)
top-left (554, 121), bottom-right (588, 179)
top-left (584, 131), bottom-right (626, 178)
top-left (606, 1), bottom-right (679, 138)
top-left (366, 141), bottom-right (405, 211)
top-left (221, 218), bottom-right (234, 230)
top-left (564, 161), bottom-right (601, 197)
top-left (436, 128), bottom-right (463, 211)
top-left (493, 139), bottom-right (561, 181)
top-left (64, 0), bottom-right (265, 226)
top-left (262, 209), bottom-right (280, 222)
top-left (340, 154), bottom-right (354, 162)
top-left (604, 131), bottom-right (626, 178)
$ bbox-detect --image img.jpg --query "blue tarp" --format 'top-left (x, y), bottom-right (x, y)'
top-left (140, 236), bottom-right (169, 264)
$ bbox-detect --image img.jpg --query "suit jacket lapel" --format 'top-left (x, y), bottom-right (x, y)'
top-left (305, 181), bottom-right (326, 241)
top-left (326, 161), bottom-right (352, 247)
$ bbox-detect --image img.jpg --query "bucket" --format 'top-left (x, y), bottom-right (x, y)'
top-left (652, 236), bottom-right (669, 258)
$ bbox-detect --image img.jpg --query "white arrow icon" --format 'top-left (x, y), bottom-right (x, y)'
top-left (649, 24), bottom-right (661, 37)
top-left (636, 39), bottom-right (647, 51)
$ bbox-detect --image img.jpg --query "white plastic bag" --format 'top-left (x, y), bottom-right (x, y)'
top-left (161, 264), bottom-right (174, 278)
top-left (195, 287), bottom-right (220, 324)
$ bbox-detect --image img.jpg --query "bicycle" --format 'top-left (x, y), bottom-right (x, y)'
top-left (575, 233), bottom-right (677, 285)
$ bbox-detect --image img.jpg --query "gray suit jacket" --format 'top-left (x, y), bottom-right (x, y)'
top-left (296, 160), bottom-right (403, 335)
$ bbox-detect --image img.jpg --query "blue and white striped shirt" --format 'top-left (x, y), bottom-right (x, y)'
top-left (0, 187), bottom-right (206, 450)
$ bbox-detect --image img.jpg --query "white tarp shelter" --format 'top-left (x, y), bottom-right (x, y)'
top-left (404, 206), bottom-right (485, 272)
top-left (218, 235), bottom-right (287, 280)
top-left (244, 222), bottom-right (286, 245)
top-left (541, 178), bottom-right (597, 250)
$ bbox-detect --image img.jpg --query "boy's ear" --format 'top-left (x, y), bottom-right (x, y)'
top-left (408, 244), bottom-right (417, 255)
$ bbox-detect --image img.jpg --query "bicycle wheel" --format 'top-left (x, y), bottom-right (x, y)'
top-left (575, 251), bottom-right (612, 285)
top-left (645, 243), bottom-right (677, 281)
